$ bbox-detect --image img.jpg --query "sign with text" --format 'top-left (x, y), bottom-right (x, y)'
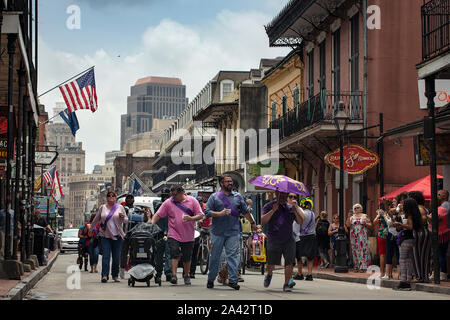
top-left (414, 133), bottom-right (450, 166)
top-left (35, 151), bottom-right (58, 165)
top-left (325, 144), bottom-right (379, 175)
top-left (34, 196), bottom-right (57, 217)
top-left (418, 79), bottom-right (450, 109)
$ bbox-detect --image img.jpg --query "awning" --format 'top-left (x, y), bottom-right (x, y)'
top-left (379, 174), bottom-right (443, 201)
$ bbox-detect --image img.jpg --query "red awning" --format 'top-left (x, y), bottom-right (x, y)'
top-left (380, 174), bottom-right (443, 201)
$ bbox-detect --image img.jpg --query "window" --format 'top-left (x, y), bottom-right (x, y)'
top-left (271, 100), bottom-right (277, 121)
top-left (293, 87), bottom-right (300, 109)
top-left (220, 80), bottom-right (234, 101)
top-left (319, 41), bottom-right (326, 91)
top-left (307, 49), bottom-right (314, 99)
top-left (333, 29), bottom-right (341, 96)
top-left (350, 13), bottom-right (360, 92)
top-left (282, 95), bottom-right (287, 115)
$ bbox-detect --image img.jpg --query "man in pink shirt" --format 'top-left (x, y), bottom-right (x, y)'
top-left (152, 185), bottom-right (204, 285)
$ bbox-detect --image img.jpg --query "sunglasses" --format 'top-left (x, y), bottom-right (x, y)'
top-left (107, 195), bottom-right (116, 198)
top-left (288, 195), bottom-right (298, 199)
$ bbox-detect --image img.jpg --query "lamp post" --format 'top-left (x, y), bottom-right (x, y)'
top-left (334, 101), bottom-right (349, 273)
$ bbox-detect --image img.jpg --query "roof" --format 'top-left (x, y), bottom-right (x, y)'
top-left (135, 76), bottom-right (183, 86)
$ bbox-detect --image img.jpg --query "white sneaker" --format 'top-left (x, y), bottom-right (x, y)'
top-left (381, 274), bottom-right (390, 280)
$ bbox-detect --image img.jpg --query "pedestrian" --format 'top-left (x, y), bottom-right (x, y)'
top-left (32, 208), bottom-right (53, 266)
top-left (89, 190), bottom-right (128, 283)
top-left (346, 203), bottom-right (371, 272)
top-left (384, 200), bottom-right (400, 280)
top-left (408, 191), bottom-right (431, 282)
top-left (204, 175), bottom-right (257, 290)
top-left (189, 196), bottom-right (205, 279)
top-left (78, 220), bottom-right (90, 271)
top-left (428, 190), bottom-right (450, 281)
top-left (392, 198), bottom-right (423, 290)
top-left (83, 212), bottom-right (100, 273)
top-left (251, 225), bottom-right (264, 255)
top-left (261, 191), bottom-right (303, 292)
top-left (328, 214), bottom-right (349, 266)
top-left (153, 189), bottom-right (173, 284)
top-left (316, 211), bottom-right (331, 269)
top-left (373, 208), bottom-right (389, 278)
top-left (151, 185), bottom-right (204, 285)
top-left (439, 189), bottom-right (450, 280)
top-left (292, 197), bottom-right (318, 281)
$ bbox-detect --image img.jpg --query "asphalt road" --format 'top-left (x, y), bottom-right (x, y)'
top-left (24, 253), bottom-right (450, 300)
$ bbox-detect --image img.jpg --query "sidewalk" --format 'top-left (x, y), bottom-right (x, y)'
top-left (272, 264), bottom-right (450, 295)
top-left (0, 250), bottom-right (59, 300)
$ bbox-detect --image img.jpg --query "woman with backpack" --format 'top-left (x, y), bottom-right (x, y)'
top-left (316, 211), bottom-right (330, 268)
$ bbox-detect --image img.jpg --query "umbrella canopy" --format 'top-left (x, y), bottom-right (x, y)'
top-left (249, 175), bottom-right (310, 196)
top-left (379, 174), bottom-right (443, 202)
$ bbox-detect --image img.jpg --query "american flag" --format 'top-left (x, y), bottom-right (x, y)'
top-left (43, 166), bottom-right (56, 188)
top-left (59, 68), bottom-right (98, 113)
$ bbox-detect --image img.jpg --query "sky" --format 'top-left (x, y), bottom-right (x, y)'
top-left (38, 0), bottom-right (291, 173)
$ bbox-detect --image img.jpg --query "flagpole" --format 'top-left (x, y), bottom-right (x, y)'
top-left (38, 65), bottom-right (95, 98)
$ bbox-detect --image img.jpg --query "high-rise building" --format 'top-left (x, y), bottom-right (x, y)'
top-left (120, 76), bottom-right (188, 150)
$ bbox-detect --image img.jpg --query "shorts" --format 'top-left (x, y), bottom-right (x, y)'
top-left (167, 238), bottom-right (194, 263)
top-left (266, 237), bottom-right (296, 266)
top-left (378, 236), bottom-right (387, 255)
top-left (295, 234), bottom-right (319, 261)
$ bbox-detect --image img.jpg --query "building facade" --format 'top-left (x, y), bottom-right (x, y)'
top-left (120, 76), bottom-right (188, 150)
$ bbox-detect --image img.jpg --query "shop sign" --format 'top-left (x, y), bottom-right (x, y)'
top-left (325, 144), bottom-right (379, 174)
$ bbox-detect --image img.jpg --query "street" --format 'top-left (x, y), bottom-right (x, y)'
top-left (24, 253), bottom-right (450, 300)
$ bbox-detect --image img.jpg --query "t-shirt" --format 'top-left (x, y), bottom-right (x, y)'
top-left (263, 200), bottom-right (295, 244)
top-left (156, 195), bottom-right (203, 242)
top-left (204, 191), bottom-right (249, 237)
top-left (105, 207), bottom-right (118, 236)
top-left (293, 209), bottom-right (315, 241)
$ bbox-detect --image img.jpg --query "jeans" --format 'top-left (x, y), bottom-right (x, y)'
top-left (208, 233), bottom-right (240, 284)
top-left (318, 246), bottom-right (330, 263)
top-left (155, 239), bottom-right (172, 278)
top-left (100, 237), bottom-right (123, 278)
top-left (89, 242), bottom-right (99, 267)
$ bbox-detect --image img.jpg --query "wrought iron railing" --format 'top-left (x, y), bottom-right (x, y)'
top-left (195, 164), bottom-right (216, 182)
top-left (269, 91), bottom-right (363, 141)
top-left (422, 0), bottom-right (450, 61)
top-left (152, 170), bottom-right (166, 186)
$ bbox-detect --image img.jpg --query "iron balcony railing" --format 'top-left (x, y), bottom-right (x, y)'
top-left (269, 91), bottom-right (363, 142)
top-left (422, 0), bottom-right (450, 61)
top-left (152, 171), bottom-right (167, 186)
top-left (195, 164), bottom-right (216, 182)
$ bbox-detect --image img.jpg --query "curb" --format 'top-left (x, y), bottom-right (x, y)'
top-left (3, 251), bottom-right (59, 300)
top-left (272, 269), bottom-right (450, 295)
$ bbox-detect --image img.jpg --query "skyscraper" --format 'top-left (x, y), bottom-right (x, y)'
top-left (120, 76), bottom-right (188, 150)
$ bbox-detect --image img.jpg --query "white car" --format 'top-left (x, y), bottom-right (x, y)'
top-left (59, 228), bottom-right (80, 253)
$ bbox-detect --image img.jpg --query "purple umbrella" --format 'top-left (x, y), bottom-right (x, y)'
top-left (249, 175), bottom-right (310, 196)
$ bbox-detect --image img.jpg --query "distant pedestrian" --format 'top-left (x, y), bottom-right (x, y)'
top-left (151, 185), bottom-right (204, 286)
top-left (373, 208), bottom-right (389, 278)
top-left (316, 211), bottom-right (330, 269)
top-left (328, 214), bottom-right (349, 266)
top-left (204, 175), bottom-right (257, 290)
top-left (89, 190), bottom-right (128, 283)
top-left (384, 199), bottom-right (400, 280)
top-left (392, 198), bottom-right (423, 291)
top-left (346, 203), bottom-right (371, 272)
top-left (292, 197), bottom-right (318, 281)
top-left (85, 212), bottom-right (100, 273)
top-left (408, 191), bottom-right (431, 282)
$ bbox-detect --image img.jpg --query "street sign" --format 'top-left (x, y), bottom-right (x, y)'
top-left (35, 151), bottom-right (58, 165)
top-left (325, 144), bottom-right (379, 175)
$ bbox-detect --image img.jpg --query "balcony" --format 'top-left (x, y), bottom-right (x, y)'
top-left (152, 170), bottom-right (166, 187)
top-left (195, 164), bottom-right (216, 184)
top-left (269, 91), bottom-right (363, 141)
top-left (422, 0), bottom-right (450, 61)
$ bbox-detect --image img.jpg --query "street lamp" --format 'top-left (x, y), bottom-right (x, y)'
top-left (334, 101), bottom-right (349, 273)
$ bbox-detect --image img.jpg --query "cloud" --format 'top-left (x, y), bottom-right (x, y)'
top-left (74, 0), bottom-right (155, 9)
top-left (38, 8), bottom-right (290, 173)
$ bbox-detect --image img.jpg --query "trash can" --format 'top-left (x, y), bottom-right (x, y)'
top-left (47, 232), bottom-right (55, 251)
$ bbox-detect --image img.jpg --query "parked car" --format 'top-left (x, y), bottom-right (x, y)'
top-left (59, 228), bottom-right (79, 253)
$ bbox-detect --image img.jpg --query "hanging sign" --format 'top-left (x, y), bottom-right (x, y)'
top-left (325, 144), bottom-right (379, 175)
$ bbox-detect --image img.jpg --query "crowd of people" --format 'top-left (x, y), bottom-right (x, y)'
top-left (74, 176), bottom-right (450, 293)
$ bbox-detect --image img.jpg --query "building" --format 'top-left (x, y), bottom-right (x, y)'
top-left (120, 76), bottom-right (188, 150)
top-left (151, 71), bottom-right (251, 194)
top-left (105, 150), bottom-right (125, 165)
top-left (264, 0), bottom-right (430, 220)
top-left (113, 154), bottom-right (156, 195)
top-left (66, 173), bottom-right (113, 227)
